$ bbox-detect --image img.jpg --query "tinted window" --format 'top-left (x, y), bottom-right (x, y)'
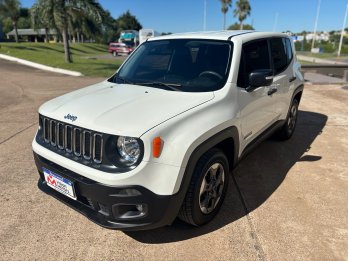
top-left (284, 38), bottom-right (293, 63)
top-left (270, 38), bottom-right (288, 74)
top-left (113, 39), bottom-right (233, 92)
top-left (237, 40), bottom-right (270, 88)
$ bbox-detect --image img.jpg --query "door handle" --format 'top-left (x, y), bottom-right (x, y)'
top-left (268, 87), bottom-right (278, 96)
top-left (289, 76), bottom-right (296, 82)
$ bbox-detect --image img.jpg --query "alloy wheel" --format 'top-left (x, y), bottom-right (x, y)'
top-left (199, 163), bottom-right (225, 214)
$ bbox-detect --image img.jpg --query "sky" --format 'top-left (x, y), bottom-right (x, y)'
top-left (21, 0), bottom-right (348, 33)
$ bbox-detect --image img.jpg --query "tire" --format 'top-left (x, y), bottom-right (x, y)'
top-left (277, 99), bottom-right (299, 140)
top-left (178, 148), bottom-right (229, 226)
top-left (112, 51), bottom-right (118, 57)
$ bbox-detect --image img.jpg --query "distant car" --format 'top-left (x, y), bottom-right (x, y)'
top-left (108, 42), bottom-right (133, 56)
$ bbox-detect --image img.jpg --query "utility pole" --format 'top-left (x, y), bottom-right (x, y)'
top-left (338, 4), bottom-right (348, 57)
top-left (311, 0), bottom-right (321, 52)
top-left (203, 0), bottom-right (207, 31)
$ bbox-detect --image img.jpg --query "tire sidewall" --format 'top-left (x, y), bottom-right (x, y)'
top-left (191, 150), bottom-right (229, 225)
top-left (285, 99), bottom-right (299, 137)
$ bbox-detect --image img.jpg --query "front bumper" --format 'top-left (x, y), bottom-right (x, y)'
top-left (34, 153), bottom-right (182, 231)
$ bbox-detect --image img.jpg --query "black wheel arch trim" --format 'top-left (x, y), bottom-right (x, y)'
top-left (292, 84), bottom-right (304, 101)
top-left (169, 127), bottom-right (240, 221)
top-left (284, 83), bottom-right (304, 122)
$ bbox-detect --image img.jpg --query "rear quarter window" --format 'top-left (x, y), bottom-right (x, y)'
top-left (270, 37), bottom-right (293, 75)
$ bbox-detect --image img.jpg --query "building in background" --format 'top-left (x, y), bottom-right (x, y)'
top-left (139, 29), bottom-right (159, 44)
top-left (6, 29), bottom-right (58, 42)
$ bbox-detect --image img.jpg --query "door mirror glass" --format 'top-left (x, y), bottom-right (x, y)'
top-left (247, 69), bottom-right (273, 92)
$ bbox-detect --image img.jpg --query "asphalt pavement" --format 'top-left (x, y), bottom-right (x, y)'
top-left (0, 59), bottom-right (347, 260)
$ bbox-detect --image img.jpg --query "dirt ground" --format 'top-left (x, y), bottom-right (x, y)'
top-left (0, 59), bottom-right (347, 260)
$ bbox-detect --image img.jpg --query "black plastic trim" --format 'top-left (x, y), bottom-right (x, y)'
top-left (227, 31), bottom-right (254, 40)
top-left (34, 152), bottom-right (181, 231)
top-left (172, 127), bottom-right (240, 216)
top-left (240, 120), bottom-right (285, 160)
top-left (293, 84), bottom-right (304, 99)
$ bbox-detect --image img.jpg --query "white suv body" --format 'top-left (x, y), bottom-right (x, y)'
top-left (33, 31), bottom-right (304, 230)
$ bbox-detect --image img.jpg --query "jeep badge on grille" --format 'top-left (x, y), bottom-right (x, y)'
top-left (64, 113), bottom-right (77, 122)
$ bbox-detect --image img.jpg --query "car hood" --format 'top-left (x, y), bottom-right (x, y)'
top-left (39, 81), bottom-right (214, 137)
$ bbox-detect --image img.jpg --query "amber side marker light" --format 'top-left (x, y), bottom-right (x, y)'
top-left (153, 137), bottom-right (162, 158)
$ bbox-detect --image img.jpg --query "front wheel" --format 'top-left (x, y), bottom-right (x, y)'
top-left (277, 99), bottom-right (299, 140)
top-left (178, 148), bottom-right (229, 226)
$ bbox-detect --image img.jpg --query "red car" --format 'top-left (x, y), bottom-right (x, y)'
top-left (108, 42), bottom-right (133, 56)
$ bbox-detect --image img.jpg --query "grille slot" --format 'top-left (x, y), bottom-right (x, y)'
top-left (65, 126), bottom-right (73, 152)
top-left (93, 134), bottom-right (103, 163)
top-left (50, 120), bottom-right (56, 146)
top-left (44, 118), bottom-right (50, 143)
top-left (74, 128), bottom-right (82, 156)
top-left (57, 123), bottom-right (64, 149)
top-left (40, 116), bottom-right (103, 164)
top-left (83, 131), bottom-right (92, 159)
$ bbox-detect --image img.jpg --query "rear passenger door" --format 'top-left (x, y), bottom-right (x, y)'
top-left (237, 39), bottom-right (278, 146)
top-left (269, 37), bottom-right (294, 118)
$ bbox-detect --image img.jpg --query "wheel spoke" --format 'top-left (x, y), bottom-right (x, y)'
top-left (199, 162), bottom-right (226, 214)
top-left (210, 163), bottom-right (219, 179)
top-left (199, 176), bottom-right (208, 196)
top-left (209, 197), bottom-right (216, 211)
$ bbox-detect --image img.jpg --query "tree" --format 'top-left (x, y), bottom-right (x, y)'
top-left (66, 0), bottom-right (104, 43)
top-left (31, 1), bottom-right (53, 43)
top-left (17, 8), bottom-right (31, 29)
top-left (220, 0), bottom-right (232, 30)
top-left (114, 10), bottom-right (142, 38)
top-left (233, 0), bottom-right (251, 30)
top-left (31, 0), bottom-right (104, 63)
top-left (94, 10), bottom-right (115, 44)
top-left (0, 0), bottom-right (21, 42)
top-left (227, 22), bottom-right (253, 30)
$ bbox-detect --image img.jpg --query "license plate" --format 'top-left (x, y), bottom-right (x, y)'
top-left (43, 167), bottom-right (77, 200)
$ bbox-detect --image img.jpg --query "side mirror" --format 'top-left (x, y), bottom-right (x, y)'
top-left (246, 69), bottom-right (273, 92)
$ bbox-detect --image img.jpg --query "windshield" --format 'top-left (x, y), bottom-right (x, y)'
top-left (110, 39), bottom-right (233, 92)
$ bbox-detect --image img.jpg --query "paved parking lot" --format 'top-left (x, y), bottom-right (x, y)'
top-left (0, 59), bottom-right (347, 260)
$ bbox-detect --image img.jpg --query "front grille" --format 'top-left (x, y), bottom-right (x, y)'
top-left (40, 116), bottom-right (103, 164)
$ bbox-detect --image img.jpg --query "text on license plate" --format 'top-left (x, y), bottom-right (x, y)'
top-left (43, 167), bottom-right (77, 200)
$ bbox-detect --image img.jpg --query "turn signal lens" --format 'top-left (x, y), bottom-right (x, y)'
top-left (153, 137), bottom-right (162, 158)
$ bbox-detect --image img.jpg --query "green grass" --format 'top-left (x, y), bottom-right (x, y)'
top-left (0, 42), bottom-right (122, 77)
top-left (297, 51), bottom-right (348, 60)
top-left (298, 60), bottom-right (316, 65)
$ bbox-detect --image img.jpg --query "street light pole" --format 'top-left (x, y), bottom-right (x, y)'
top-left (338, 4), bottom-right (348, 57)
top-left (311, 0), bottom-right (321, 52)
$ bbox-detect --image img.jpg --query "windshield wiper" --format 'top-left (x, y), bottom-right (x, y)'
top-left (113, 75), bottom-right (134, 84)
top-left (136, 81), bottom-right (182, 91)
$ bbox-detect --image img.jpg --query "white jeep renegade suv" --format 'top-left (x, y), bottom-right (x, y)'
top-left (33, 31), bottom-right (304, 230)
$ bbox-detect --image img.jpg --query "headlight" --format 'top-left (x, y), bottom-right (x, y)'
top-left (116, 136), bottom-right (141, 165)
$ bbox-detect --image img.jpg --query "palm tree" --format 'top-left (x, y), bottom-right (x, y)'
top-left (0, 0), bottom-right (21, 43)
top-left (66, 1), bottom-right (104, 43)
top-left (233, 0), bottom-right (251, 30)
top-left (31, 1), bottom-right (52, 43)
top-left (220, 0), bottom-right (232, 30)
top-left (31, 0), bottom-right (104, 63)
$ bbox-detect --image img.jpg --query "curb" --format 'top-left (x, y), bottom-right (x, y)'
top-left (0, 54), bottom-right (83, 77)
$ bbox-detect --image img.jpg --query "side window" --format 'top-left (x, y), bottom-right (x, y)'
top-left (284, 38), bottom-right (293, 63)
top-left (237, 39), bottom-right (271, 88)
top-left (270, 38), bottom-right (288, 75)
